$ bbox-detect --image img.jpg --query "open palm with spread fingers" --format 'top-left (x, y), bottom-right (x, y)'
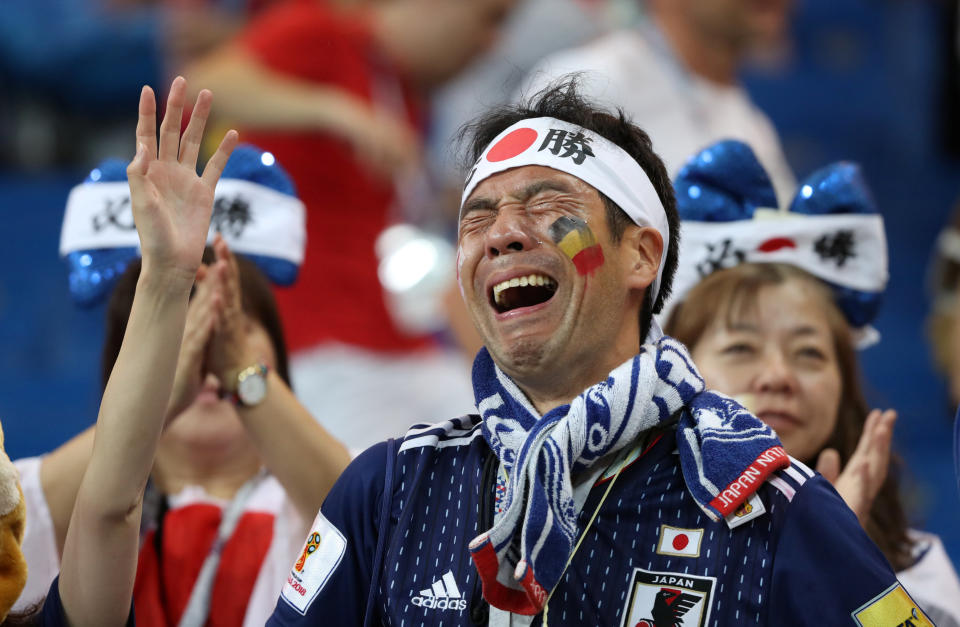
top-left (56, 76), bottom-right (238, 627)
top-left (127, 76), bottom-right (238, 276)
top-left (816, 408), bottom-right (897, 523)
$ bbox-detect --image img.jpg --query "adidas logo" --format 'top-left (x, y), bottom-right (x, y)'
top-left (410, 570), bottom-right (468, 611)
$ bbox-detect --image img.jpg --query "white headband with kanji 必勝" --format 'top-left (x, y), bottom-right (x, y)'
top-left (460, 117), bottom-right (670, 301)
top-left (58, 145), bottom-right (307, 307)
top-left (60, 178), bottom-right (306, 264)
top-left (674, 214), bottom-right (887, 298)
top-left (664, 140), bottom-right (888, 348)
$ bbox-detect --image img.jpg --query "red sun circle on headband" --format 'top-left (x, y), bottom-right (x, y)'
top-left (757, 237), bottom-right (797, 253)
top-left (486, 128), bottom-right (538, 162)
top-left (672, 534), bottom-right (689, 551)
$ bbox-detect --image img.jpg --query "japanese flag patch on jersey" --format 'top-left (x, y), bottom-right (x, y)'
top-left (620, 568), bottom-right (715, 627)
top-left (281, 511), bottom-right (347, 615)
top-left (656, 525), bottom-right (703, 558)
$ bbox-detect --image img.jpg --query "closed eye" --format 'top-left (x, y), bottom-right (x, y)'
top-left (459, 211), bottom-right (496, 234)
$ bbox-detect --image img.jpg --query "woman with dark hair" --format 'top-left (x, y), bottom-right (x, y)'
top-left (663, 141), bottom-right (960, 626)
top-left (669, 263), bottom-right (907, 557)
top-left (11, 81), bottom-right (350, 625)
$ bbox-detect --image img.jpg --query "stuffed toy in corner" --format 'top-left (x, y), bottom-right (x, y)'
top-left (0, 422), bottom-right (27, 621)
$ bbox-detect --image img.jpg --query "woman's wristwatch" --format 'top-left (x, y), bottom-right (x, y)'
top-left (231, 362), bottom-right (269, 407)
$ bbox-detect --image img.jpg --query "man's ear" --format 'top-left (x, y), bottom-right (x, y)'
top-left (622, 225), bottom-right (663, 290)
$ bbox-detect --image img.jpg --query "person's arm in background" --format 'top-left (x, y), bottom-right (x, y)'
top-left (56, 76), bottom-right (237, 626)
top-left (185, 43), bottom-right (368, 132)
top-left (157, 233), bottom-right (352, 522)
top-left (208, 235), bottom-right (351, 520)
top-left (182, 3), bottom-right (418, 178)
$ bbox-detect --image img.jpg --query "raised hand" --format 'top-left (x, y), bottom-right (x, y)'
top-left (816, 408), bottom-right (897, 524)
top-left (126, 76), bottom-right (238, 280)
top-left (165, 263), bottom-right (225, 422)
top-left (57, 78), bottom-right (239, 627)
top-left (207, 234), bottom-right (263, 382)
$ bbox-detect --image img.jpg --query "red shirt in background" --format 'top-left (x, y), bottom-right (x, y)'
top-left (239, 2), bottom-right (430, 353)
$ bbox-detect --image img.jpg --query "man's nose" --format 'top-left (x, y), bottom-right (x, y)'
top-left (484, 210), bottom-right (538, 258)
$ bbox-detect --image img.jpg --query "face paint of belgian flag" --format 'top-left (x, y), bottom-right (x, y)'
top-left (550, 216), bottom-right (605, 276)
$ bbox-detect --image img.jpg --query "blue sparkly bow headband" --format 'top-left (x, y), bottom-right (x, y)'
top-left (60, 144), bottom-right (306, 306)
top-left (664, 140), bottom-right (888, 348)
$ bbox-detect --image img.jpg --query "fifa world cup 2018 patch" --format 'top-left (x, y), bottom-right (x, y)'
top-left (281, 511), bottom-right (347, 616)
top-left (620, 568), bottom-right (715, 627)
top-left (851, 582), bottom-right (933, 626)
top-left (294, 532), bottom-right (322, 572)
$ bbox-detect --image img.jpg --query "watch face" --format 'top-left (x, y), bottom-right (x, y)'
top-left (238, 370), bottom-right (267, 406)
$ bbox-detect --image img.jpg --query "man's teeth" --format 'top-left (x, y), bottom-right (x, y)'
top-left (492, 274), bottom-right (556, 305)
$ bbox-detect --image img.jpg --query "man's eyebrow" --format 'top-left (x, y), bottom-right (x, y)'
top-left (517, 179), bottom-right (574, 201)
top-left (460, 179), bottom-right (576, 221)
top-left (460, 196), bottom-right (498, 219)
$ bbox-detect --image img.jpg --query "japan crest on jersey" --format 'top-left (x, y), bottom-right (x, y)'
top-left (620, 568), bottom-right (716, 627)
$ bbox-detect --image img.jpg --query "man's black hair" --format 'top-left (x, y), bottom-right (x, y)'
top-left (458, 77), bottom-right (680, 342)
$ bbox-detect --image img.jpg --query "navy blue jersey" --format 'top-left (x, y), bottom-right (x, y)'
top-left (268, 416), bottom-right (932, 627)
top-left (36, 576), bottom-right (135, 626)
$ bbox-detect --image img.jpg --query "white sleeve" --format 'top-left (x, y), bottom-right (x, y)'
top-left (898, 530), bottom-right (960, 627)
top-left (12, 456), bottom-right (60, 611)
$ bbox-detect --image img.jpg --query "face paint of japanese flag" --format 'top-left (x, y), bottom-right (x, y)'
top-left (460, 117), bottom-right (670, 301)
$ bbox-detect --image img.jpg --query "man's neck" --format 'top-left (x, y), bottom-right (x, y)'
top-left (527, 388), bottom-right (579, 417)
top-left (653, 11), bottom-right (740, 86)
top-left (518, 354), bottom-right (633, 417)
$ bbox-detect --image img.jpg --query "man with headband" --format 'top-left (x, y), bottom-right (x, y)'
top-left (268, 83), bottom-right (925, 626)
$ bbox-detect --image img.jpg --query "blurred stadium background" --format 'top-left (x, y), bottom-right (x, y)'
top-left (2, 0), bottom-right (959, 564)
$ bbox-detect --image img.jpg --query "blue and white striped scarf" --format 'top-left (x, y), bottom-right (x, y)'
top-left (468, 336), bottom-right (789, 615)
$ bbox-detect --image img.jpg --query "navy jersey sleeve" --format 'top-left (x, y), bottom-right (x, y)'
top-left (768, 476), bottom-right (932, 626)
top-left (268, 441), bottom-right (389, 626)
top-left (40, 575), bottom-right (135, 626)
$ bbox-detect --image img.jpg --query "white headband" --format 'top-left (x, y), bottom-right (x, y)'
top-left (460, 117), bottom-right (670, 300)
top-left (663, 212), bottom-right (888, 347)
top-left (60, 178), bottom-right (307, 264)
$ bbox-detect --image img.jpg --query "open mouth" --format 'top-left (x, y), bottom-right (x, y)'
top-left (490, 274), bottom-right (558, 313)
